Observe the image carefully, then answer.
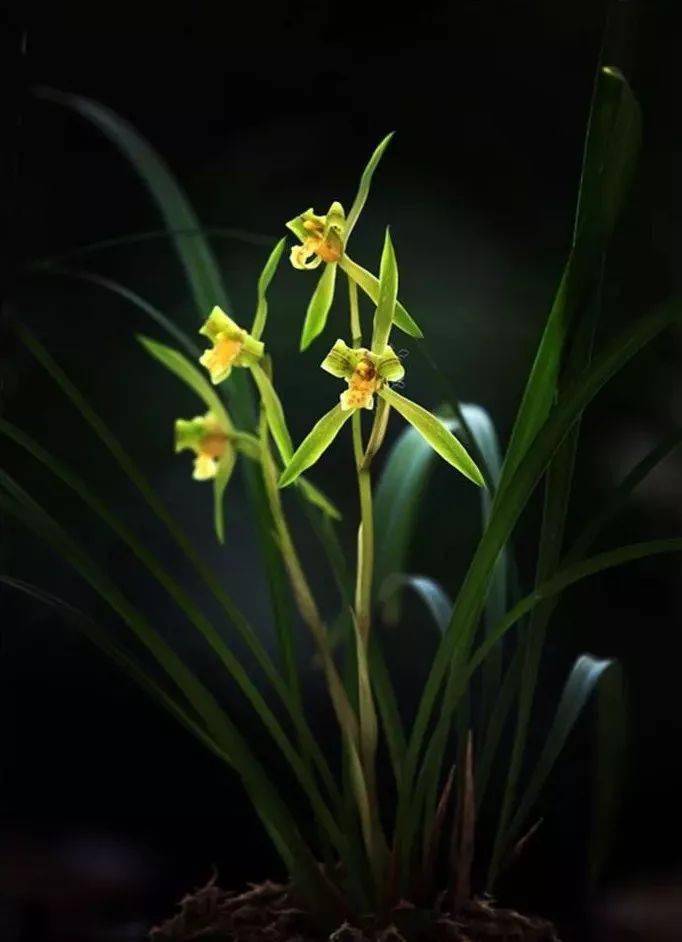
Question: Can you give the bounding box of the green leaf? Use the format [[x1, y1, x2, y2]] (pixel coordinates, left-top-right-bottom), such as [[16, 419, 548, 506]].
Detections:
[[138, 334, 233, 431], [279, 405, 353, 488], [378, 574, 452, 633], [379, 387, 484, 486], [0, 575, 229, 761], [0, 419, 343, 841], [35, 88, 293, 691], [213, 446, 237, 544], [300, 262, 338, 351], [251, 238, 287, 341], [1, 504, 342, 913], [15, 327, 342, 818], [490, 65, 641, 884], [590, 661, 627, 885], [458, 404, 508, 732], [38, 266, 200, 358], [297, 477, 342, 521], [372, 229, 398, 353], [499, 656, 619, 870], [345, 132, 394, 239], [36, 87, 230, 317], [498, 66, 640, 487], [339, 254, 423, 339], [250, 363, 294, 464], [28, 225, 275, 271], [374, 421, 444, 621], [393, 294, 682, 892]]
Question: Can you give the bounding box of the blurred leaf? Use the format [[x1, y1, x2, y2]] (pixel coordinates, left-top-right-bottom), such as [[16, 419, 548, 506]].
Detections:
[[0, 472, 350, 903], [0, 575, 228, 760], [279, 405, 353, 487], [490, 65, 641, 885], [345, 132, 394, 239], [372, 230, 398, 352], [498, 66, 641, 488], [29, 225, 275, 271], [250, 363, 294, 464], [213, 446, 237, 544], [396, 287, 682, 886], [34, 87, 295, 686], [452, 732, 475, 908], [375, 420, 441, 619], [589, 661, 627, 885], [138, 335, 233, 430], [38, 266, 199, 357], [0, 419, 342, 833], [379, 574, 452, 633], [297, 478, 341, 521], [300, 262, 338, 351], [379, 388, 484, 485], [499, 656, 619, 871], [251, 237, 287, 341], [36, 87, 230, 317], [339, 254, 423, 338]]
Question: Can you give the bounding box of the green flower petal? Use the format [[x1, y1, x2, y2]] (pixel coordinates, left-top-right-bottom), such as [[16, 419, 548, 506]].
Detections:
[[279, 404, 353, 488], [321, 339, 359, 379], [300, 262, 338, 351], [379, 387, 484, 486]]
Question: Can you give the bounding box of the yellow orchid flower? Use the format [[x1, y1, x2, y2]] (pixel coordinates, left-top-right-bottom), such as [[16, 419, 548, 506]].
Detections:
[[174, 412, 233, 481], [287, 202, 346, 271], [321, 339, 405, 412], [198, 306, 264, 384]]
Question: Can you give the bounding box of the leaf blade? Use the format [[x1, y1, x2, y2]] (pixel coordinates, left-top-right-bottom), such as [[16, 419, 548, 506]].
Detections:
[[379, 387, 484, 486], [279, 404, 353, 488], [300, 262, 338, 351]]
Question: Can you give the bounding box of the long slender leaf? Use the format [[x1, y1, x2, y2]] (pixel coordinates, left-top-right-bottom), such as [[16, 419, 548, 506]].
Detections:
[[379, 574, 452, 634], [0, 483, 341, 908], [0, 576, 226, 760], [372, 229, 398, 353], [496, 656, 619, 874], [379, 388, 483, 485], [339, 254, 423, 339], [394, 293, 682, 890], [28, 225, 275, 271], [590, 661, 627, 884], [138, 335, 233, 429], [251, 238, 286, 341], [36, 87, 230, 317], [497, 66, 641, 487], [345, 133, 394, 239], [15, 326, 344, 814], [300, 262, 338, 351], [0, 422, 345, 851], [36, 266, 200, 357], [35, 86, 295, 711], [250, 363, 294, 464], [279, 405, 353, 487], [491, 63, 641, 883]]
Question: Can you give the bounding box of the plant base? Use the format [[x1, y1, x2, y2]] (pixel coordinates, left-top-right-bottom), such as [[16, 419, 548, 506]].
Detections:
[[150, 877, 561, 942]]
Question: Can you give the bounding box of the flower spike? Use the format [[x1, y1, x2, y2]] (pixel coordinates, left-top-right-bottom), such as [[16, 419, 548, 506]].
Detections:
[[199, 306, 264, 384]]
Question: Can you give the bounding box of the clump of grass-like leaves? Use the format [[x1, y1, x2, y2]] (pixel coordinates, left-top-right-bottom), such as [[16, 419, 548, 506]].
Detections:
[[3, 55, 681, 935]]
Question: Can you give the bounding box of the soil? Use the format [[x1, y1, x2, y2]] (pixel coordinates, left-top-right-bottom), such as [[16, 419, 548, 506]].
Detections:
[[150, 877, 561, 942]]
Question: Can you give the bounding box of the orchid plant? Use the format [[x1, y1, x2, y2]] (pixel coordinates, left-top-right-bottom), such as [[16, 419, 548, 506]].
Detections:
[[4, 61, 682, 932]]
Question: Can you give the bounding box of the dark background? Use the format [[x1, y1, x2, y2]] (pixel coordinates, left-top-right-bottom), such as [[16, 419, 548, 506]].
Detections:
[[1, 2, 681, 940]]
